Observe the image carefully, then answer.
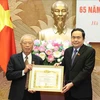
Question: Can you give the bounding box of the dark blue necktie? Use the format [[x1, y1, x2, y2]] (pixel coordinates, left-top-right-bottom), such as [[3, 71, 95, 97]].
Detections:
[[71, 49, 77, 66]]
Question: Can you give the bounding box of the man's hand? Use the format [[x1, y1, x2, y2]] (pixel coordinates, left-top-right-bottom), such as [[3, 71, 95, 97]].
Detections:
[[54, 63, 60, 67], [24, 64, 33, 74], [61, 82, 74, 93], [28, 89, 36, 93]]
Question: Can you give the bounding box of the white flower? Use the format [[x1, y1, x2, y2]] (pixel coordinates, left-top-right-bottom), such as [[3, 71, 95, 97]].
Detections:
[[57, 58, 61, 62], [41, 40, 46, 45], [63, 41, 70, 50], [39, 52, 46, 60], [53, 51, 62, 58], [46, 43, 54, 49]]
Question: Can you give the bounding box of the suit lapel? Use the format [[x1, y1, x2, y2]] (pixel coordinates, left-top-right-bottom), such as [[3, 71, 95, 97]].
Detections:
[[17, 52, 25, 69], [68, 47, 73, 69], [70, 44, 87, 70], [32, 54, 37, 64]]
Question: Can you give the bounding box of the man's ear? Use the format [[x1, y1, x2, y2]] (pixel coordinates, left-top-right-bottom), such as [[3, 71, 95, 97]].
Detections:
[[67, 12, 69, 16], [66, 12, 69, 19], [51, 12, 54, 18]]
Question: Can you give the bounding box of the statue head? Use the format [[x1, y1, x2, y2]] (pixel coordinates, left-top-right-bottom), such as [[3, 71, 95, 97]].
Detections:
[[51, 1, 68, 34]]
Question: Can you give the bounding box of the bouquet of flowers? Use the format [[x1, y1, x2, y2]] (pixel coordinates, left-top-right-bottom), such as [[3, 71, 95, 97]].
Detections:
[[33, 39, 71, 65]]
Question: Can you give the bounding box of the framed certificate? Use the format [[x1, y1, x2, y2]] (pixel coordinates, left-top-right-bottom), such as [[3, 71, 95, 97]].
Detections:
[[28, 65, 64, 92]]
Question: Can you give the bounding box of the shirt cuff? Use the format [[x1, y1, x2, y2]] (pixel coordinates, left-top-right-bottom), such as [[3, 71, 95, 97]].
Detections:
[[22, 70, 25, 76]]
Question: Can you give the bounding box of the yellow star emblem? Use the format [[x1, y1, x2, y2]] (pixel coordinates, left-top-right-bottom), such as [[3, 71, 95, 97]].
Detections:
[[0, 4, 13, 31]]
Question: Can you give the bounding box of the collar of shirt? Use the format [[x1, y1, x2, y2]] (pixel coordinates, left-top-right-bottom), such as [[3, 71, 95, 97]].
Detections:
[[52, 25, 67, 34], [72, 47, 80, 58], [22, 53, 32, 64], [73, 48, 80, 52]]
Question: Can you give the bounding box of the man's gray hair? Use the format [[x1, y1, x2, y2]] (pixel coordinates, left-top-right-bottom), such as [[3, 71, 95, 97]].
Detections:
[[20, 34, 36, 43]]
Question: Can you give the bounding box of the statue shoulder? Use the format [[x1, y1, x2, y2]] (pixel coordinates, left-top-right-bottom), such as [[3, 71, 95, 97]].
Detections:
[[39, 27, 54, 40], [67, 28, 73, 32], [39, 27, 53, 34]]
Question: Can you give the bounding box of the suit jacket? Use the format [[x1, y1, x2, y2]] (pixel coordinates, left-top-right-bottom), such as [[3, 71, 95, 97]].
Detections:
[[6, 52, 43, 100], [62, 44, 95, 98]]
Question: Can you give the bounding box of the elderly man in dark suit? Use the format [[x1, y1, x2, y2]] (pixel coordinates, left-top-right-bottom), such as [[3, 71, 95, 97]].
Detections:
[[6, 34, 43, 100], [60, 28, 95, 100]]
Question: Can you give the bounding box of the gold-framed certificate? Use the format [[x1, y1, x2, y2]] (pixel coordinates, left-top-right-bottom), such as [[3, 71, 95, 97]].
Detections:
[[28, 65, 64, 92]]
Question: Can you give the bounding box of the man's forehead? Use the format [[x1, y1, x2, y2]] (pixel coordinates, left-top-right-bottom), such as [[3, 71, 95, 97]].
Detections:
[[72, 31, 83, 36], [22, 38, 33, 41]]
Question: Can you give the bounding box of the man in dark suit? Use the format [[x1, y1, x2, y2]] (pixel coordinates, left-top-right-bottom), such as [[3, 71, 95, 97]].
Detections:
[[61, 28, 95, 100], [6, 34, 43, 100]]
